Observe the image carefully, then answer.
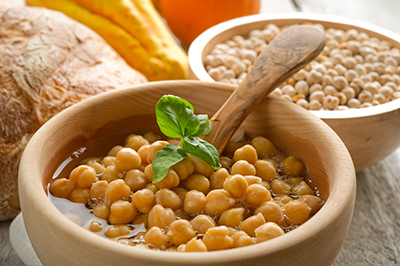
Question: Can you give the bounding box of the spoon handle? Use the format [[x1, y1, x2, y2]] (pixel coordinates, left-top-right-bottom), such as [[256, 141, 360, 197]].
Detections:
[[204, 25, 327, 154]]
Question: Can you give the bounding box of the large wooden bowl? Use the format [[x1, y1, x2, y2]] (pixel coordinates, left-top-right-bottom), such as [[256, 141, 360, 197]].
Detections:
[[188, 13, 400, 172], [19, 80, 356, 266]]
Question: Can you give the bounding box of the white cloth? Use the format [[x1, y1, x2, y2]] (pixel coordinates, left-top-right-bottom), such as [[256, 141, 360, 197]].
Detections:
[[9, 213, 42, 266]]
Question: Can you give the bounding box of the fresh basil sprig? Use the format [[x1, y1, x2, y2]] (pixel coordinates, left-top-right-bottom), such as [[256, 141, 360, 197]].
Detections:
[[152, 95, 221, 183]]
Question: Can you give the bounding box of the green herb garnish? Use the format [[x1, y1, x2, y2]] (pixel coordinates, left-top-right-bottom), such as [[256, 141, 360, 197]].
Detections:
[[152, 95, 221, 183]]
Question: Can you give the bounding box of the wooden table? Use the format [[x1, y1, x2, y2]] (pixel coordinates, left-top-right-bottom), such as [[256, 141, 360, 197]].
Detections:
[[1, 0, 400, 265]]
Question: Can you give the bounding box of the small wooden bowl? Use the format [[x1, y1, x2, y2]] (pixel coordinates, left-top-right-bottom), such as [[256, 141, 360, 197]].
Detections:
[[188, 13, 400, 172], [19, 80, 355, 266]]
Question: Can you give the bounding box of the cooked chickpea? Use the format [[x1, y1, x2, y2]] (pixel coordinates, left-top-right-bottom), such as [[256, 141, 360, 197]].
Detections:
[[223, 174, 248, 198], [300, 195, 323, 215], [137, 144, 150, 165], [124, 169, 147, 192], [69, 188, 89, 204], [244, 184, 271, 206], [125, 134, 149, 151], [89, 180, 108, 202], [284, 200, 312, 224], [190, 215, 216, 234], [230, 160, 256, 176], [156, 168, 180, 189], [281, 155, 305, 176], [189, 154, 214, 177], [132, 188, 155, 214], [185, 173, 210, 194], [85, 160, 105, 175], [270, 179, 291, 195], [185, 237, 208, 252], [88, 220, 103, 232], [292, 181, 315, 195], [101, 165, 121, 183], [49, 178, 75, 198], [255, 201, 284, 223], [233, 144, 258, 164], [109, 200, 137, 225], [92, 202, 110, 220], [143, 226, 168, 248], [219, 207, 245, 227], [244, 175, 262, 185], [274, 195, 293, 206], [172, 187, 188, 202], [115, 148, 141, 172], [171, 158, 194, 180], [254, 159, 276, 181], [184, 190, 206, 215], [254, 222, 285, 243], [202, 226, 233, 251], [166, 220, 195, 246], [239, 213, 266, 237], [105, 179, 131, 204], [148, 204, 176, 230], [69, 165, 96, 188], [231, 230, 254, 248], [205, 189, 236, 215], [105, 225, 131, 238], [146, 140, 169, 163], [155, 188, 181, 209], [210, 168, 229, 189]]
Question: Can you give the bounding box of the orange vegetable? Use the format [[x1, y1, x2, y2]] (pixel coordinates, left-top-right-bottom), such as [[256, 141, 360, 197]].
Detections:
[[160, 0, 261, 48]]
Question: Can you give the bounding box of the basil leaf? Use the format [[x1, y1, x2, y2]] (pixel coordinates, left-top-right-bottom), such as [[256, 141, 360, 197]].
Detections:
[[197, 114, 211, 136], [183, 136, 221, 170], [156, 95, 195, 138], [183, 115, 200, 137], [152, 144, 187, 183]]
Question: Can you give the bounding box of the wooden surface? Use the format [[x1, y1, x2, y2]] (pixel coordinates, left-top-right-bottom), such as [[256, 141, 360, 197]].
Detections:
[[1, 0, 400, 265]]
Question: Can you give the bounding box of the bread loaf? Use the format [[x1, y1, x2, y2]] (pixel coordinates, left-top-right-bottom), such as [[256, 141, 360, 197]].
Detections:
[[0, 2, 147, 220]]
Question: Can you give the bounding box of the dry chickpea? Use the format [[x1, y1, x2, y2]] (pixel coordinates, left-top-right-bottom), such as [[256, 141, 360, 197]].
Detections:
[[309, 100, 322, 110], [244, 184, 271, 206], [284, 200, 312, 224], [223, 174, 248, 198], [190, 214, 216, 234], [171, 158, 194, 180], [92, 202, 110, 220], [254, 222, 285, 243], [125, 134, 149, 151], [185, 173, 210, 194], [300, 195, 323, 215], [105, 224, 131, 238], [132, 188, 155, 214], [69, 165, 96, 188], [183, 190, 206, 215], [219, 207, 245, 228], [205, 189, 235, 215], [166, 220, 196, 246], [254, 159, 276, 181], [185, 237, 208, 252], [148, 204, 176, 230], [105, 179, 131, 204], [189, 154, 214, 177], [49, 178, 75, 198], [109, 200, 137, 225], [281, 155, 305, 176], [69, 187, 89, 204], [255, 201, 284, 223], [89, 180, 108, 202], [124, 169, 147, 192], [101, 165, 121, 183], [239, 213, 266, 237], [202, 226, 233, 251], [155, 188, 181, 209], [143, 226, 168, 248], [233, 144, 258, 164], [210, 168, 229, 189], [230, 160, 256, 176]]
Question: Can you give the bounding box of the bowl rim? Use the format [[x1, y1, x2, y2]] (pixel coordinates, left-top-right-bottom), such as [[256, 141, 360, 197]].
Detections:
[[188, 12, 400, 120], [19, 80, 356, 264]]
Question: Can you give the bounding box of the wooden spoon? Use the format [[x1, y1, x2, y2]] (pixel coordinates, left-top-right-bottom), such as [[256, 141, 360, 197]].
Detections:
[[204, 25, 327, 154]]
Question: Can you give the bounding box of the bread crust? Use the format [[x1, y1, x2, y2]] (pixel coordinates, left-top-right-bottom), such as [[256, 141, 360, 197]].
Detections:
[[0, 2, 147, 220]]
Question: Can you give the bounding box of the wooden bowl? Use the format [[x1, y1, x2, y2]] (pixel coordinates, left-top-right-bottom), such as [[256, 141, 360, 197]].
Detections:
[[188, 13, 400, 172], [19, 80, 356, 266]]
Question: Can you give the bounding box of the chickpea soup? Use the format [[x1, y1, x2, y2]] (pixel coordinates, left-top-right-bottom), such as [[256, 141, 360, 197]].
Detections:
[[49, 131, 324, 252]]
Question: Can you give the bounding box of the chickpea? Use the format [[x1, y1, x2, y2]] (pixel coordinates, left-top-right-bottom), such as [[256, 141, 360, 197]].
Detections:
[[205, 189, 235, 215], [50, 178, 75, 198], [281, 155, 305, 176], [69, 165, 96, 188], [101, 165, 121, 183], [156, 168, 180, 189], [239, 213, 266, 237], [109, 200, 137, 225], [254, 222, 285, 243], [125, 134, 149, 151], [245, 184, 271, 206], [223, 174, 248, 198], [172, 187, 188, 202], [85, 160, 105, 175], [115, 148, 141, 172], [300, 195, 323, 215], [105, 179, 131, 204], [210, 168, 229, 189], [255, 201, 284, 223], [124, 169, 147, 192], [309, 91, 325, 103], [148, 204, 176, 230], [89, 180, 108, 202], [155, 188, 181, 209], [107, 145, 124, 157], [309, 100, 322, 110], [185, 237, 208, 252], [183, 190, 206, 215], [254, 159, 276, 181], [190, 214, 216, 234], [185, 173, 210, 194], [137, 144, 150, 165], [147, 140, 169, 163], [270, 179, 291, 195], [323, 95, 340, 110], [274, 195, 293, 206], [171, 158, 194, 180], [219, 207, 245, 228], [251, 136, 276, 158], [284, 200, 312, 224], [202, 226, 233, 251], [166, 220, 195, 246], [143, 226, 168, 248], [105, 225, 131, 238], [244, 175, 262, 185], [230, 160, 256, 176], [133, 214, 148, 227], [69, 187, 89, 204], [93, 202, 110, 220], [231, 230, 254, 248], [189, 154, 214, 177], [88, 220, 103, 233], [292, 181, 315, 196], [233, 144, 258, 164], [132, 188, 155, 214]]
